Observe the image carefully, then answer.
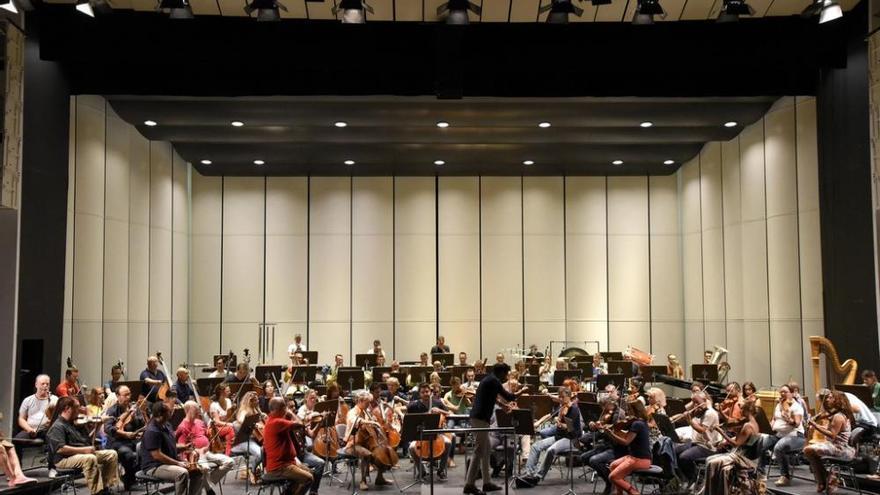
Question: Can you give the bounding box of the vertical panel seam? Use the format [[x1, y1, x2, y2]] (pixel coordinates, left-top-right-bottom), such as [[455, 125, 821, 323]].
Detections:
[[794, 103, 806, 385], [479, 176, 483, 359], [350, 176, 353, 363], [170, 147, 174, 364], [699, 154, 707, 360], [219, 176, 224, 353], [71, 97, 77, 364], [392, 177, 396, 360], [263, 177, 267, 339], [521, 176, 525, 350], [147, 142, 152, 355], [306, 176, 310, 347], [647, 176, 653, 353], [720, 146, 729, 353], [435, 176, 440, 340], [605, 176, 609, 350], [763, 116, 773, 385], [101, 100, 107, 380], [563, 177, 568, 343]]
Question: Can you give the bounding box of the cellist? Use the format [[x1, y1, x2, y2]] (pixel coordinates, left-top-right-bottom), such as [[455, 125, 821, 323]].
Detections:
[[406, 383, 451, 480], [342, 391, 391, 491]]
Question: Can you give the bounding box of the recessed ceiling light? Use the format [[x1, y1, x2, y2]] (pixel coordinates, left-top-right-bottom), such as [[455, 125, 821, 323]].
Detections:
[[434, 160, 445, 166], [523, 160, 535, 166], [663, 159, 675, 165], [231, 121, 244, 127], [334, 121, 348, 128], [144, 120, 157, 127], [253, 159, 265, 165], [344, 160, 355, 166], [640, 121, 653, 128], [612, 160, 624, 166], [436, 121, 450, 128], [200, 159, 212, 165], [724, 121, 738, 128], [538, 122, 552, 128]]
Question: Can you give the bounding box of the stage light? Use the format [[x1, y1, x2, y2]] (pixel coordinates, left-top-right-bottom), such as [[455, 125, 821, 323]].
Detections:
[[159, 0, 193, 18], [254, 159, 265, 165], [664, 159, 675, 165], [144, 120, 158, 126], [201, 159, 212, 165], [540, 0, 584, 23], [438, 0, 481, 24], [632, 0, 665, 24], [523, 160, 535, 165], [344, 160, 355, 165], [244, 0, 287, 21], [76, 0, 95, 16], [434, 160, 445, 166], [716, 0, 754, 22], [640, 121, 653, 128], [0, 0, 17, 14], [612, 160, 624, 165], [724, 121, 738, 128], [538, 122, 551, 128], [436, 121, 450, 128], [334, 121, 348, 128], [333, 0, 373, 22], [231, 121, 245, 127], [802, 0, 842, 23]]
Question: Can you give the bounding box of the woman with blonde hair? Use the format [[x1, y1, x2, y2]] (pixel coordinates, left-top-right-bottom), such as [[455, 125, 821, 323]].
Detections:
[[231, 391, 265, 482]]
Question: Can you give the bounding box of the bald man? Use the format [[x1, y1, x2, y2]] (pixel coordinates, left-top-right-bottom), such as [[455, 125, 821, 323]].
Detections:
[[140, 356, 167, 404], [104, 385, 147, 490]]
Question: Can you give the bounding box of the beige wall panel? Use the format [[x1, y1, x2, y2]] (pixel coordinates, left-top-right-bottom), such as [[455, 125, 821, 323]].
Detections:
[[679, 0, 713, 19], [188, 323, 220, 367], [148, 321, 172, 364], [724, 320, 745, 384], [310, 178, 351, 236], [394, 0, 422, 20], [192, 175, 223, 236], [703, 321, 726, 354], [594, 0, 626, 21], [172, 230, 189, 369], [71, 322, 102, 386], [740, 122, 766, 222], [565, 177, 607, 330], [770, 320, 803, 386], [651, 321, 685, 368], [105, 118, 130, 224], [72, 213, 104, 321], [223, 177, 265, 236], [482, 322, 522, 361], [650, 235, 683, 323], [764, 106, 798, 218], [309, 234, 351, 323], [149, 228, 172, 355], [439, 322, 480, 364], [700, 143, 723, 230], [128, 221, 150, 322], [680, 157, 703, 360], [353, 178, 393, 327], [64, 98, 75, 328], [102, 322, 127, 381], [394, 178, 436, 339], [566, 321, 607, 354], [607, 177, 648, 235], [352, 323, 393, 363], [796, 98, 824, 326], [396, 322, 436, 363], [565, 177, 606, 235], [150, 143, 173, 230], [509, 0, 540, 20], [684, 321, 705, 373], [266, 178, 308, 236], [607, 235, 650, 322], [741, 220, 769, 319], [609, 322, 650, 354], [798, 212, 823, 320], [103, 219, 130, 322], [744, 320, 771, 387], [702, 230, 726, 321], [74, 100, 105, 218], [649, 175, 680, 236], [796, 98, 820, 213], [481, 0, 510, 20], [127, 322, 148, 373], [767, 215, 801, 319], [221, 234, 264, 322], [221, 323, 257, 360], [481, 232, 522, 322], [523, 177, 564, 346], [482, 177, 521, 234], [722, 138, 743, 321], [682, 232, 704, 321], [525, 322, 565, 351], [190, 235, 222, 325], [700, 145, 726, 324], [173, 156, 189, 234]]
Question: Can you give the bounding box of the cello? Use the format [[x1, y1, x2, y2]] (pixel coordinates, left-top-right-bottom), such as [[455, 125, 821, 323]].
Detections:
[[413, 410, 447, 460], [354, 418, 399, 470]]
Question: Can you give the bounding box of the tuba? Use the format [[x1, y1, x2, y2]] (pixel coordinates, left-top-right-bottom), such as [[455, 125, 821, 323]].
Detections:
[[709, 345, 730, 382], [623, 346, 654, 367]]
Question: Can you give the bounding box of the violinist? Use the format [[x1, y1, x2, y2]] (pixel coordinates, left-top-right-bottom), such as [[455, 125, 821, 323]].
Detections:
[[704, 402, 762, 495], [522, 387, 583, 484], [262, 398, 315, 495], [442, 377, 473, 416], [804, 390, 856, 493], [406, 383, 451, 480], [758, 385, 805, 487], [138, 402, 205, 495], [16, 374, 57, 441], [104, 385, 147, 490], [718, 382, 744, 427], [674, 391, 721, 489], [173, 368, 197, 404], [582, 399, 619, 495], [207, 384, 235, 457], [645, 387, 667, 416], [742, 381, 761, 410], [225, 363, 253, 385], [175, 401, 235, 495], [208, 358, 230, 379], [259, 380, 276, 413], [56, 365, 81, 399], [104, 364, 123, 396], [458, 352, 469, 366], [296, 390, 320, 430], [599, 400, 652, 495], [231, 392, 265, 482], [140, 356, 167, 404], [343, 391, 391, 490]]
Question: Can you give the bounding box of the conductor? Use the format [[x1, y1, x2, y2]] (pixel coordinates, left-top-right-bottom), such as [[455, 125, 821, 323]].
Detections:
[[463, 363, 527, 495]]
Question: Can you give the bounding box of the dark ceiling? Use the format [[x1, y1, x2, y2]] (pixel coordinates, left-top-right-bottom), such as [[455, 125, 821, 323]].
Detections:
[[109, 95, 776, 176]]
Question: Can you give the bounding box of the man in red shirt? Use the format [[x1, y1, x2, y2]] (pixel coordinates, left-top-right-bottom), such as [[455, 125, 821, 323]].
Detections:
[[56, 366, 81, 400], [263, 398, 313, 495]]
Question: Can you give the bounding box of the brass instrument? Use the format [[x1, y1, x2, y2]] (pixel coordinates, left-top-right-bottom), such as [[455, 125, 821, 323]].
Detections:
[[558, 347, 590, 363], [666, 354, 684, 380], [708, 345, 730, 383], [623, 346, 654, 367], [810, 336, 858, 393]]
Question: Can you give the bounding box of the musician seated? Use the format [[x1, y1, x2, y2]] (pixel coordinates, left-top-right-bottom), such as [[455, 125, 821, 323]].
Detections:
[[225, 363, 253, 384], [173, 368, 197, 404], [342, 391, 391, 490], [259, 380, 275, 413], [104, 385, 146, 490], [757, 384, 805, 487], [787, 381, 811, 422], [555, 358, 568, 372], [175, 401, 235, 495], [704, 401, 762, 494], [601, 400, 653, 495], [375, 354, 387, 367], [430, 336, 450, 355], [104, 364, 123, 396], [419, 352, 430, 367], [288, 333, 308, 355], [645, 387, 667, 416], [841, 388, 878, 444], [462, 369, 478, 390], [473, 360, 487, 376], [406, 383, 452, 480], [230, 392, 264, 482], [0, 435, 36, 487], [522, 387, 583, 483], [458, 352, 469, 366], [432, 361, 443, 373], [56, 366, 81, 398], [673, 391, 721, 488], [17, 374, 57, 441], [803, 390, 857, 493], [326, 354, 345, 385], [164, 390, 182, 410], [742, 381, 761, 410], [514, 360, 527, 377], [442, 377, 472, 416], [46, 397, 120, 495], [592, 353, 607, 381], [718, 382, 744, 427], [139, 402, 205, 495], [262, 398, 315, 495], [140, 356, 168, 404], [580, 398, 620, 495], [495, 353, 505, 364], [208, 358, 230, 379], [862, 370, 880, 414]]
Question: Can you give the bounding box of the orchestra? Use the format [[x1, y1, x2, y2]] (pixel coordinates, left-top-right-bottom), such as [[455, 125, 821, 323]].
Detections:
[[10, 335, 878, 495]]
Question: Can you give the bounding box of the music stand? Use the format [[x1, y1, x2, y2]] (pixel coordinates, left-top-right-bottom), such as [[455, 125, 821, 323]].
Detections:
[[390, 372, 408, 386], [195, 378, 224, 398], [313, 399, 342, 483], [399, 413, 442, 491], [691, 364, 719, 383], [287, 366, 318, 384], [576, 392, 597, 404], [607, 360, 634, 378], [577, 401, 604, 423], [603, 352, 623, 361], [372, 366, 392, 379], [437, 372, 452, 386], [355, 354, 378, 369], [522, 375, 540, 389], [255, 365, 285, 383], [450, 366, 471, 381], [233, 413, 261, 492], [517, 395, 554, 420], [116, 380, 144, 398], [300, 351, 318, 365], [526, 363, 541, 376], [337, 370, 365, 394], [596, 374, 625, 392], [834, 384, 873, 407], [407, 367, 433, 385], [431, 353, 454, 367], [496, 408, 534, 487], [639, 365, 668, 383], [169, 408, 186, 429], [553, 370, 583, 386], [572, 362, 595, 379]]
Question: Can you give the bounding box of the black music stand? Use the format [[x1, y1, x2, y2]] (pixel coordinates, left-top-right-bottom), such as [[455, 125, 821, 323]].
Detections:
[[603, 352, 623, 361], [691, 364, 719, 383], [372, 366, 392, 379], [522, 375, 540, 389], [234, 413, 261, 492], [312, 399, 342, 483], [431, 353, 454, 367], [576, 392, 597, 403], [596, 374, 625, 392], [496, 408, 534, 487], [355, 354, 377, 369], [228, 382, 257, 400], [553, 370, 583, 386], [572, 362, 595, 379], [400, 413, 442, 491], [408, 367, 434, 386], [390, 372, 408, 386], [517, 395, 554, 421], [607, 360, 634, 378], [287, 366, 318, 384], [169, 408, 186, 429], [255, 365, 284, 383], [116, 380, 143, 398], [577, 401, 604, 423], [436, 372, 452, 387], [835, 383, 873, 406], [526, 363, 541, 376], [338, 370, 365, 394], [300, 351, 318, 365], [450, 366, 471, 380], [639, 365, 668, 383], [195, 377, 225, 398]]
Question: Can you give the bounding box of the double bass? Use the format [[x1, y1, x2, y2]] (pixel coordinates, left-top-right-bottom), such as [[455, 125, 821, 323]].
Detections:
[[354, 419, 398, 470]]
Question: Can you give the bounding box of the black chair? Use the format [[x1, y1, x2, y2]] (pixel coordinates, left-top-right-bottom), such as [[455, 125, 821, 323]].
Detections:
[[53, 467, 83, 495], [135, 470, 171, 495], [821, 456, 862, 494]]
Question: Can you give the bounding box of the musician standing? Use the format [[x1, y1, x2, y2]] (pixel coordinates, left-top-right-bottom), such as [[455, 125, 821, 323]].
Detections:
[[262, 398, 314, 495], [55, 365, 81, 398], [139, 402, 205, 495], [464, 363, 524, 495], [430, 336, 450, 355], [140, 356, 167, 404], [104, 385, 146, 490], [173, 368, 197, 404], [46, 397, 120, 495], [287, 334, 308, 354]]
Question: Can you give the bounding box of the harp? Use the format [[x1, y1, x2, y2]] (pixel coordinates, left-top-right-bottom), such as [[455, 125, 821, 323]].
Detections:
[[810, 336, 858, 392]]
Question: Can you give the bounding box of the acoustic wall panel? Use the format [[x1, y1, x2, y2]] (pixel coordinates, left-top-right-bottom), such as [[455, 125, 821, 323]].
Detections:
[[221, 177, 265, 359], [148, 142, 173, 360], [352, 178, 393, 360], [171, 152, 189, 370], [128, 130, 151, 370], [394, 177, 436, 361], [699, 143, 727, 351], [189, 173, 222, 364], [607, 177, 650, 351], [309, 178, 352, 363], [438, 177, 481, 362], [523, 177, 565, 351], [680, 159, 705, 368], [265, 178, 308, 364], [564, 177, 607, 353], [62, 98, 75, 363], [649, 175, 684, 361], [721, 137, 744, 382], [480, 177, 523, 360]]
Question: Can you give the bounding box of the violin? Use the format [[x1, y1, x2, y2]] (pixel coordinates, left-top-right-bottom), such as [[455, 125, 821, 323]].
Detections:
[[115, 396, 147, 432], [670, 402, 708, 423]]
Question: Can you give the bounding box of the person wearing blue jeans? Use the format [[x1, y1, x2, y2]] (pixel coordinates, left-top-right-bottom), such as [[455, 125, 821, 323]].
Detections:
[[757, 385, 805, 487], [523, 388, 583, 482]]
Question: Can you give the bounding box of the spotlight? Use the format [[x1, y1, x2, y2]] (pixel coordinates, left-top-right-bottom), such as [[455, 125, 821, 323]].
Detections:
[[254, 160, 265, 165], [75, 0, 95, 16], [724, 121, 738, 128], [231, 121, 245, 127], [523, 160, 535, 165], [434, 160, 445, 166], [640, 121, 653, 128], [344, 160, 355, 165], [201, 159, 212, 165], [538, 122, 551, 128], [802, 0, 842, 23], [244, 0, 287, 21], [436, 121, 450, 128], [716, 0, 754, 22], [632, 0, 665, 24], [0, 0, 17, 14], [159, 0, 193, 18], [539, 0, 583, 23], [334, 121, 348, 128], [332, 0, 373, 22], [664, 159, 675, 165], [144, 120, 158, 127], [437, 0, 481, 24], [612, 160, 624, 165]]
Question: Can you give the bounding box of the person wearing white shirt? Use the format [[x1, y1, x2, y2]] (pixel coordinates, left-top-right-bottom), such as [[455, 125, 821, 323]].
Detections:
[[366, 340, 386, 358], [674, 392, 721, 487], [759, 385, 805, 486], [843, 390, 878, 444], [287, 334, 307, 355], [207, 357, 231, 379], [16, 374, 57, 440]]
